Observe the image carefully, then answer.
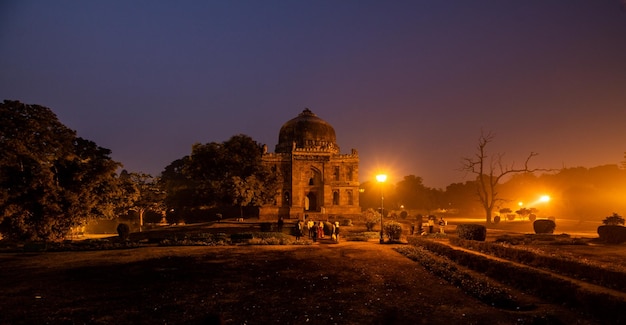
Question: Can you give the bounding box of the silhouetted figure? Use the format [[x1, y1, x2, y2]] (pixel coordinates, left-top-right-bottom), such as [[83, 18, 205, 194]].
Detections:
[[277, 216, 284, 232], [295, 220, 303, 240], [417, 218, 423, 235]]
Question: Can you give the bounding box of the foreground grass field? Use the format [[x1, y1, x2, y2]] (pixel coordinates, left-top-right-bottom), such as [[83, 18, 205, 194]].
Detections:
[[0, 218, 623, 324], [0, 242, 603, 324]]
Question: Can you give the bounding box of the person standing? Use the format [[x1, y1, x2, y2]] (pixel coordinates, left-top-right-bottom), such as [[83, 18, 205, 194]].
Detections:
[[417, 217, 424, 235], [277, 216, 284, 232], [318, 221, 324, 239], [334, 222, 340, 242], [307, 220, 314, 238], [439, 218, 447, 234], [295, 220, 303, 240]]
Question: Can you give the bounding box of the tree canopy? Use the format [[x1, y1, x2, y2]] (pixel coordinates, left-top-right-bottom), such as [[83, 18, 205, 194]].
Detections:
[[0, 100, 123, 241], [160, 134, 280, 219]]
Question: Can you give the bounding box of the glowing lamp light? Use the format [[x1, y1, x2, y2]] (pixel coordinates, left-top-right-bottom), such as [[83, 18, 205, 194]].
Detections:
[[539, 195, 550, 203]]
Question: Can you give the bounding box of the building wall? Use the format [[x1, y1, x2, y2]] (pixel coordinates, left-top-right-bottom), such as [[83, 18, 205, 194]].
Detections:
[[260, 149, 360, 221]]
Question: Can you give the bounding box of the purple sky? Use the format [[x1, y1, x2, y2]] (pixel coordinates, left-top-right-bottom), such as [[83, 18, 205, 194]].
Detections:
[[2, 1, 626, 188]]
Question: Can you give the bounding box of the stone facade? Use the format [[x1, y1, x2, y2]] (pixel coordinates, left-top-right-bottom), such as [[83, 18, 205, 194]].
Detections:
[[259, 109, 361, 221]]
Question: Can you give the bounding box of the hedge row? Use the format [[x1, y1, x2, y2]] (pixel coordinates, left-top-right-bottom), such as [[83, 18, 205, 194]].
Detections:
[[408, 237, 626, 323], [448, 236, 626, 292]]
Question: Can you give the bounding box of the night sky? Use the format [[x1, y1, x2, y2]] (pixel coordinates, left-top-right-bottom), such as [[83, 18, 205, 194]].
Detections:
[[2, 1, 626, 188]]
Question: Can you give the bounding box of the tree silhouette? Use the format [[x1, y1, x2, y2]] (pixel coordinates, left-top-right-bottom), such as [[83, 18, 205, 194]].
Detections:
[[461, 131, 545, 224]]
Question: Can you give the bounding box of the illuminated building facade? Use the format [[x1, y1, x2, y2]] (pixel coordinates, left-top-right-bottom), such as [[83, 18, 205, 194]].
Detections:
[[260, 109, 360, 221]]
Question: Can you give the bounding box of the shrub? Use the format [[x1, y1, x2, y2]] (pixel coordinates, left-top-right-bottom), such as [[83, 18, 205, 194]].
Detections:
[[323, 221, 334, 236], [384, 221, 403, 241], [230, 233, 253, 243], [400, 211, 408, 219], [260, 222, 272, 232], [456, 224, 486, 241], [340, 219, 352, 226], [493, 215, 500, 224], [597, 225, 626, 244], [533, 219, 556, 234], [363, 208, 380, 232], [116, 223, 130, 241]]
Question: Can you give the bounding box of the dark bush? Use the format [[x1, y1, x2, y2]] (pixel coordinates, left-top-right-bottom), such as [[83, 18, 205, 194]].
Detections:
[[493, 215, 501, 224], [340, 219, 352, 226], [116, 223, 130, 241], [230, 233, 253, 243], [533, 219, 556, 234], [597, 225, 626, 244], [323, 222, 334, 236], [456, 224, 486, 241], [400, 211, 408, 219], [260, 222, 272, 232], [529, 214, 537, 222]]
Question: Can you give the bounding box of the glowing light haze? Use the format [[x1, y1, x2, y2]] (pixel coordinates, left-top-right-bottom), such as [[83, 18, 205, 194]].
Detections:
[[2, 1, 626, 188]]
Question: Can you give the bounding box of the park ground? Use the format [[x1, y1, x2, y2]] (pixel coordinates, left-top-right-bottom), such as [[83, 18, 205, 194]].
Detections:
[[0, 217, 623, 324]]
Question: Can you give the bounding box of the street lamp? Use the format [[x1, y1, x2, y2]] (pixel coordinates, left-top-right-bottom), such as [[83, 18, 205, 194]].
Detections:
[[376, 174, 387, 244]]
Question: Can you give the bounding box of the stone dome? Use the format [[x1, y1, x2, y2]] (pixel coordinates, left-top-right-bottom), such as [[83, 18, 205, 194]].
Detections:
[[275, 108, 339, 153]]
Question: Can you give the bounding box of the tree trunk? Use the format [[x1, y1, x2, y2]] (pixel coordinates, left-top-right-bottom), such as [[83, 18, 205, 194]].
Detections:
[[139, 209, 145, 232]]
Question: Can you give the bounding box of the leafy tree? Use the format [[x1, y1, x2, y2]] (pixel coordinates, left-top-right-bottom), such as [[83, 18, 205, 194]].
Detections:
[[443, 181, 483, 216], [602, 213, 625, 226], [160, 134, 280, 219], [515, 207, 538, 220], [229, 176, 262, 219], [0, 100, 122, 241], [394, 175, 446, 214], [461, 131, 545, 223], [119, 171, 165, 231], [159, 157, 195, 210]]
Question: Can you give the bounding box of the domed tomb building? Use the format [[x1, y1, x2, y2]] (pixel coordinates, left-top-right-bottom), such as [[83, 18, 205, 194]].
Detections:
[[260, 108, 360, 221]]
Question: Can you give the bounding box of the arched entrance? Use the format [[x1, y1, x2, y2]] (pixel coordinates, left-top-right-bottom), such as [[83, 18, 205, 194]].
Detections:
[[306, 192, 318, 211]]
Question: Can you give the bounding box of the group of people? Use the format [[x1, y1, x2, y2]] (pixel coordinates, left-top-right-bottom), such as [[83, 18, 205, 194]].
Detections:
[[410, 216, 447, 235], [293, 219, 340, 242]]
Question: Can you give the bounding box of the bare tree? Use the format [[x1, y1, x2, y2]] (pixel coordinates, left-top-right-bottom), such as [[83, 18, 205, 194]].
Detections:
[[461, 131, 544, 224]]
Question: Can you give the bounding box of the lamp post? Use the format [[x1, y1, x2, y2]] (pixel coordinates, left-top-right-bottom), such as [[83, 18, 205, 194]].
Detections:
[[376, 174, 387, 244]]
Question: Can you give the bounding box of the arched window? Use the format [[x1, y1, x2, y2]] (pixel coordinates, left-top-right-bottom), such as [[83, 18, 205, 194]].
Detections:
[[347, 190, 353, 205], [333, 190, 340, 205]]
